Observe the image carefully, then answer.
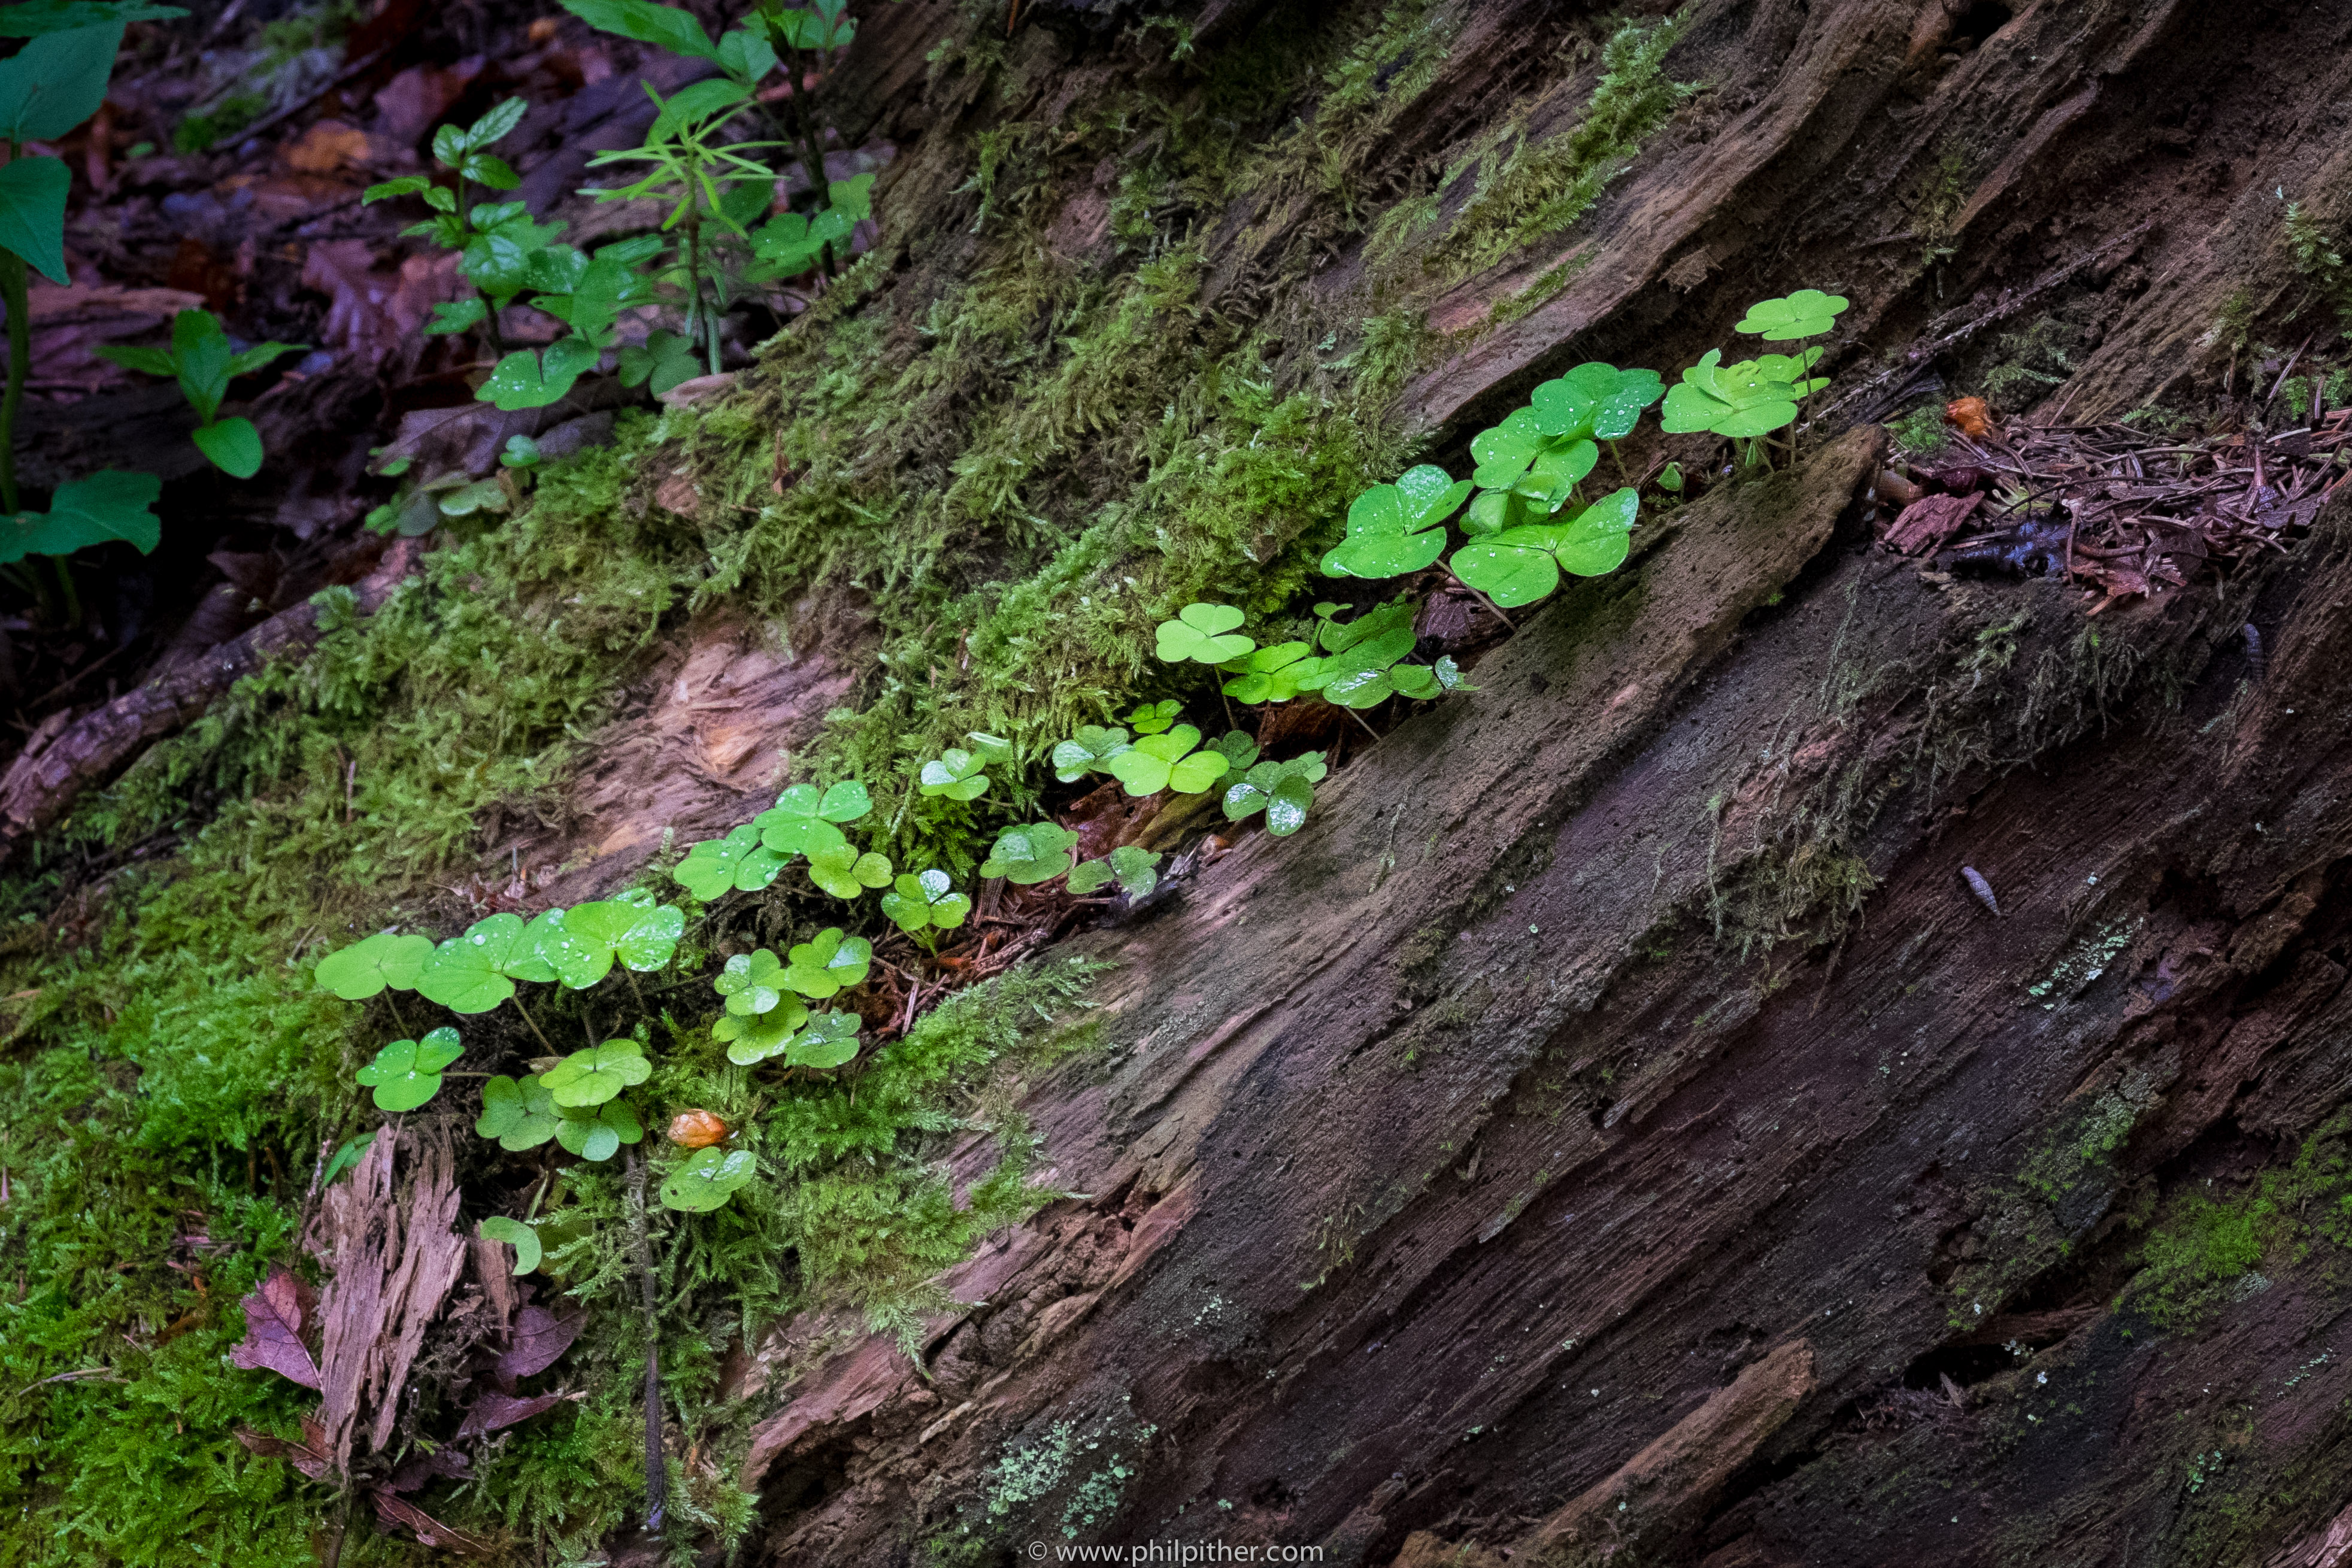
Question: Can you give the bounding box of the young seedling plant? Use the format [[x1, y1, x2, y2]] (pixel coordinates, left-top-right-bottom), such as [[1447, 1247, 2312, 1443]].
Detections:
[[0, 11, 183, 608]]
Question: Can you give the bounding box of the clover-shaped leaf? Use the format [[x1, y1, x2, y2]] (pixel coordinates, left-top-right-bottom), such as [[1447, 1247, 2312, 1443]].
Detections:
[[1753, 344, 1829, 396], [1154, 603, 1254, 665], [1105, 724, 1229, 797], [534, 899, 684, 988], [716, 997, 810, 1065], [1052, 725, 1132, 782], [478, 1217, 541, 1275], [965, 731, 1016, 765], [1659, 350, 1801, 439], [1315, 599, 1417, 654], [1297, 612, 1418, 708], [807, 844, 893, 900], [1323, 464, 1472, 579], [980, 821, 1081, 884], [1208, 731, 1260, 773], [1221, 641, 1315, 704], [1071, 845, 1165, 897], [756, 780, 871, 857], [1125, 700, 1181, 736], [1532, 362, 1666, 443], [354, 1027, 463, 1112], [783, 928, 871, 999], [1450, 486, 1640, 608], [918, 748, 989, 801], [1735, 289, 1850, 341], [674, 824, 789, 899], [1390, 654, 1475, 700], [1469, 408, 1599, 495], [477, 1073, 562, 1150], [554, 1096, 643, 1161], [1224, 753, 1329, 836], [417, 914, 542, 1013], [316, 932, 434, 1000], [881, 868, 971, 933], [542, 1039, 650, 1108], [659, 1146, 757, 1213], [716, 948, 787, 1016], [784, 1011, 862, 1070]]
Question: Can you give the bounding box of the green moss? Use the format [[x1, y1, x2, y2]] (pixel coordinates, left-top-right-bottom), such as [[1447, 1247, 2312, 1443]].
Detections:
[[2286, 200, 2352, 338], [1429, 16, 1696, 282], [1889, 404, 1950, 456]]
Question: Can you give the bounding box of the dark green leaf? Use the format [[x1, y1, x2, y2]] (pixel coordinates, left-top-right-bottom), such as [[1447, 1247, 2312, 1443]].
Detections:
[[0, 20, 123, 141], [0, 4, 184, 38], [192, 417, 263, 478], [0, 155, 69, 283], [560, 0, 719, 58], [658, 1146, 756, 1212]]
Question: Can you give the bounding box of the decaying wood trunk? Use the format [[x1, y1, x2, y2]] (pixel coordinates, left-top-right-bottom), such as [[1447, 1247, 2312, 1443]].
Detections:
[[675, 2, 2352, 1564]]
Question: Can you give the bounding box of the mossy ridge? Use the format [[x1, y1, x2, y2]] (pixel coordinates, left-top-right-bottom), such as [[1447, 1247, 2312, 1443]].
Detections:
[[1378, 14, 1698, 288]]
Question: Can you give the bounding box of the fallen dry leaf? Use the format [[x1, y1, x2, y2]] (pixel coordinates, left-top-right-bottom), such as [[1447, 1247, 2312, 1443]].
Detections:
[[495, 1303, 581, 1382], [373, 60, 483, 146], [235, 1415, 335, 1482], [302, 242, 459, 366], [1945, 396, 1994, 438], [371, 1490, 494, 1555], [283, 119, 372, 174], [229, 1266, 322, 1390], [454, 1387, 566, 1438]]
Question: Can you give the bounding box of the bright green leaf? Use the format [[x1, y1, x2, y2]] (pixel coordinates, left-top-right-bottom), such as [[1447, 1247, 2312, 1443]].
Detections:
[[659, 1146, 757, 1212], [315, 932, 434, 1000], [979, 821, 1080, 885], [1154, 602, 1254, 665], [478, 1216, 541, 1275], [542, 1039, 650, 1108]]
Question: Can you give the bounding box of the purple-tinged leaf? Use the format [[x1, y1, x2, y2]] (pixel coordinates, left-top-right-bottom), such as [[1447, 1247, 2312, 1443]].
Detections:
[[229, 1267, 321, 1389]]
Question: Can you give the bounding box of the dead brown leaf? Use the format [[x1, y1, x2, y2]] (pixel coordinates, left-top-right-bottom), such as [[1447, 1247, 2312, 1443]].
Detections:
[[301, 242, 460, 368], [370, 1490, 495, 1555], [454, 1387, 566, 1438], [495, 1303, 581, 1382], [372, 60, 484, 147], [283, 119, 374, 174], [234, 1415, 335, 1482], [228, 1265, 322, 1390]]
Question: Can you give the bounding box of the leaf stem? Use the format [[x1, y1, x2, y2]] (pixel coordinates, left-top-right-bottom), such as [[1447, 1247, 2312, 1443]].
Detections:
[[0, 245, 25, 516], [384, 991, 412, 1036], [508, 991, 554, 1053], [1346, 705, 1380, 740], [625, 968, 648, 1017], [1444, 566, 1514, 633]]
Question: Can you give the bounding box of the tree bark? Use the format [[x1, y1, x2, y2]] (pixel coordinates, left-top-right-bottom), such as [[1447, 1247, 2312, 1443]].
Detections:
[[705, 2, 2352, 1564]]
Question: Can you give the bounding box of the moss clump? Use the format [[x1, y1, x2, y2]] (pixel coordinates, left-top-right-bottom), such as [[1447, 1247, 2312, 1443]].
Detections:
[[1428, 16, 1696, 282]]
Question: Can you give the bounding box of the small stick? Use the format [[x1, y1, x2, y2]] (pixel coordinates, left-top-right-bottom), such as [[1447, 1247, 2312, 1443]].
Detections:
[[624, 1149, 668, 1532]]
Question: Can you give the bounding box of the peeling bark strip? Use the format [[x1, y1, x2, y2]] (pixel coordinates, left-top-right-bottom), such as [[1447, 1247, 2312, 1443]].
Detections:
[[311, 1123, 466, 1472], [0, 537, 422, 862]]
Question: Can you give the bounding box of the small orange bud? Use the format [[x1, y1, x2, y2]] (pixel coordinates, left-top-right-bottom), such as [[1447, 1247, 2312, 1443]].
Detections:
[[666, 1109, 729, 1150], [1944, 396, 1993, 438]]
